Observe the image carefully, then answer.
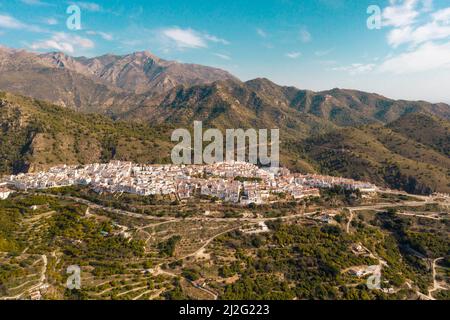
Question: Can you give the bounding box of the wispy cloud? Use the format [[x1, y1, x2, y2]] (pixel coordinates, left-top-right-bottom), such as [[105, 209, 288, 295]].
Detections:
[[44, 17, 58, 25], [333, 1, 450, 75], [161, 28, 207, 48], [29, 32, 94, 54], [159, 27, 229, 50], [20, 0, 51, 6], [315, 48, 334, 57], [379, 41, 450, 74], [256, 28, 267, 38], [299, 26, 312, 43], [387, 6, 450, 47], [86, 30, 113, 41], [204, 34, 230, 45], [331, 63, 376, 75], [0, 14, 26, 29], [214, 53, 231, 60], [286, 51, 301, 59], [71, 2, 101, 12], [382, 0, 422, 27], [375, 0, 450, 74], [0, 14, 44, 32]]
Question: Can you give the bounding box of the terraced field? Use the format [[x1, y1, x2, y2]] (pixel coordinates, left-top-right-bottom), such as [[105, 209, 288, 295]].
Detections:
[[0, 189, 448, 300]]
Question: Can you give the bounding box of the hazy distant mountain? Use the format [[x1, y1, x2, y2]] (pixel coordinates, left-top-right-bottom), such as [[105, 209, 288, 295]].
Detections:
[[124, 79, 336, 140], [73, 51, 239, 95], [126, 77, 450, 128], [0, 48, 149, 114], [1, 47, 449, 126], [246, 78, 450, 125], [0, 47, 237, 112]]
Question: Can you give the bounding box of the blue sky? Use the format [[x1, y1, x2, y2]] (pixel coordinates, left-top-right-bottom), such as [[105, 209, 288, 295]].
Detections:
[[1, 0, 450, 102]]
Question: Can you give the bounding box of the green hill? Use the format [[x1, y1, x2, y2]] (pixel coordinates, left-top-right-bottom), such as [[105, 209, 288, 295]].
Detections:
[[300, 120, 450, 194], [387, 113, 450, 157], [0, 92, 172, 174], [1, 91, 449, 195]]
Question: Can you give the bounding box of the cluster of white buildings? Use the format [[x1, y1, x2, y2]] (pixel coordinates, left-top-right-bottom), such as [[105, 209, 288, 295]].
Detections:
[[1, 161, 378, 204], [292, 174, 378, 193]]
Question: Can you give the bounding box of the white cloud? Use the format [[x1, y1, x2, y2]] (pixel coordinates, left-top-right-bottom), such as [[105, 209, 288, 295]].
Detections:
[[379, 41, 450, 74], [331, 63, 376, 75], [86, 30, 113, 41], [21, 0, 50, 6], [159, 27, 229, 50], [44, 17, 58, 25], [382, 0, 421, 27], [256, 28, 267, 38], [422, 0, 434, 12], [30, 32, 95, 54], [162, 28, 207, 48], [387, 6, 450, 47], [0, 14, 27, 29], [388, 23, 450, 47], [286, 52, 301, 59], [72, 2, 101, 12], [315, 48, 334, 56], [204, 34, 230, 45], [340, 2, 450, 77], [432, 7, 450, 22], [0, 14, 43, 32], [387, 26, 414, 47], [214, 53, 231, 60]]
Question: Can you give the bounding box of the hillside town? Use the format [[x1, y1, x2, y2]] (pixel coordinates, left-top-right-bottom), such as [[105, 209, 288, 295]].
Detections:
[[1, 161, 378, 204]]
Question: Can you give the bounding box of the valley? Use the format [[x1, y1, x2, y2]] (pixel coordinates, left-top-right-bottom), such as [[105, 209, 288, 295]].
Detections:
[[0, 46, 449, 301], [0, 182, 448, 300]]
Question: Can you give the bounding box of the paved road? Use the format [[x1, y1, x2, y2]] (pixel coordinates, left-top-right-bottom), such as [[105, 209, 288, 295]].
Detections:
[[7, 189, 447, 300], [38, 191, 448, 226]]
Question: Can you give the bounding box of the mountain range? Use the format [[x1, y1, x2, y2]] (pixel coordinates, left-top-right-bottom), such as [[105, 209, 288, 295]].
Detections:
[[0, 47, 237, 114], [0, 46, 449, 194]]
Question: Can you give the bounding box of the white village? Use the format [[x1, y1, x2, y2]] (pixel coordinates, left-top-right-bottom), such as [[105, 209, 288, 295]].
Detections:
[[0, 161, 379, 204]]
